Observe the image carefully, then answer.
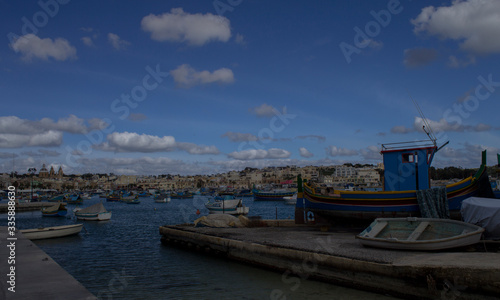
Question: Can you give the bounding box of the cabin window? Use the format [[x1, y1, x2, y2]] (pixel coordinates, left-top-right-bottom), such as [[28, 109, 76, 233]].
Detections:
[[402, 153, 415, 163], [427, 149, 433, 164]]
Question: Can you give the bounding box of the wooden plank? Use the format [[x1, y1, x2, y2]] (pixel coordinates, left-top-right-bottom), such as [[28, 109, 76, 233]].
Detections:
[[365, 221, 387, 238], [407, 222, 429, 241]]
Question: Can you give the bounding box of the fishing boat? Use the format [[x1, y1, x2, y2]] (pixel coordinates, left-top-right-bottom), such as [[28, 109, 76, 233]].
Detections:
[[356, 217, 485, 251], [171, 192, 194, 199], [154, 193, 170, 203], [20, 224, 83, 240], [236, 189, 253, 197], [48, 194, 66, 202], [41, 202, 67, 217], [253, 189, 294, 201], [296, 139, 493, 222], [74, 202, 112, 221], [66, 194, 83, 204], [122, 196, 140, 204], [205, 195, 249, 215]]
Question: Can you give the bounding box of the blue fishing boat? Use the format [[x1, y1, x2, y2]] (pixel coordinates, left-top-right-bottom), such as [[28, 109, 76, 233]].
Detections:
[[48, 194, 67, 202], [296, 139, 493, 222], [66, 194, 83, 204]]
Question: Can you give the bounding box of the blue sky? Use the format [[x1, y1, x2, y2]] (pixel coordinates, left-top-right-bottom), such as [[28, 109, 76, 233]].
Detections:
[[1, 0, 499, 175]]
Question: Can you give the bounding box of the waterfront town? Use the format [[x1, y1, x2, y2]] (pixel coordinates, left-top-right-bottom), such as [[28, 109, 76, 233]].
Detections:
[[0, 163, 384, 193]]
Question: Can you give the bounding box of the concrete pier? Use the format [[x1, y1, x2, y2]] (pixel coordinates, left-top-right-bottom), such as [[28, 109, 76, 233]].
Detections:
[[0, 202, 53, 213], [0, 227, 96, 300], [159, 221, 500, 300]]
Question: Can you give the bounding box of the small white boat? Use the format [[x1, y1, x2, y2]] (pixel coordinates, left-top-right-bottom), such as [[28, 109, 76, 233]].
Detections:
[[284, 194, 297, 205], [20, 224, 83, 240], [74, 202, 112, 221], [205, 196, 249, 215], [356, 217, 485, 251]]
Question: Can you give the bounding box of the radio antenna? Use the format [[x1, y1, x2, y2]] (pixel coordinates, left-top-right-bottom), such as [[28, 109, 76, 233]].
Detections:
[[407, 91, 437, 146]]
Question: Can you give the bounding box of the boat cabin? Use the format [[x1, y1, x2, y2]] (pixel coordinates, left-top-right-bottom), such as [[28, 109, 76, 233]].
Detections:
[[381, 141, 437, 192]]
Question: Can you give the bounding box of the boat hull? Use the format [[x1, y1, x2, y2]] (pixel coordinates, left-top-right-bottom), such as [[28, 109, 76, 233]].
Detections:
[[301, 169, 483, 221], [356, 217, 484, 250], [20, 224, 83, 240], [75, 212, 112, 221], [253, 190, 294, 201]]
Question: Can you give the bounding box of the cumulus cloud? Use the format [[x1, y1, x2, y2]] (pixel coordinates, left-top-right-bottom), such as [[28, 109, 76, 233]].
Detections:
[[10, 34, 77, 61], [326, 146, 358, 157], [102, 132, 176, 152], [299, 147, 314, 158], [170, 64, 234, 88], [403, 48, 438, 68], [108, 33, 130, 50], [228, 148, 291, 160], [141, 8, 231, 46], [96, 131, 220, 155], [0, 131, 63, 148], [412, 0, 500, 54]]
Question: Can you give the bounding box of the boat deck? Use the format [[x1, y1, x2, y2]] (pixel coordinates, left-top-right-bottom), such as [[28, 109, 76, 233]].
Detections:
[[0, 226, 96, 300], [0, 202, 53, 213], [159, 221, 500, 299]]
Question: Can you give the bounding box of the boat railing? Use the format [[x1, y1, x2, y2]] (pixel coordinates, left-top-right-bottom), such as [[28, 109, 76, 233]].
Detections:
[[381, 140, 436, 151]]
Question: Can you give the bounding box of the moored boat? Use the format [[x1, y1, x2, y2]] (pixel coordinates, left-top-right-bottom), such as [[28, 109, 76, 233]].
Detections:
[[67, 194, 83, 204], [48, 194, 67, 202], [296, 140, 493, 222], [205, 195, 249, 215], [41, 202, 68, 217], [74, 202, 112, 221], [20, 224, 83, 240], [356, 217, 485, 251], [253, 189, 294, 201], [284, 193, 297, 205]]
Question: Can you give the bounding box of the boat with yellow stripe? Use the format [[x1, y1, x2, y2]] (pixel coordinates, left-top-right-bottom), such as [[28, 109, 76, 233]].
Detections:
[[295, 139, 493, 222]]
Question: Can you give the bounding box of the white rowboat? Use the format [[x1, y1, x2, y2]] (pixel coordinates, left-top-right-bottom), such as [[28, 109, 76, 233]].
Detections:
[[356, 217, 484, 251], [20, 224, 83, 240]]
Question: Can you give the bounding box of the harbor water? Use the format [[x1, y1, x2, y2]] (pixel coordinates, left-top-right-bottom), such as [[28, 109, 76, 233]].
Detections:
[[3, 196, 399, 299]]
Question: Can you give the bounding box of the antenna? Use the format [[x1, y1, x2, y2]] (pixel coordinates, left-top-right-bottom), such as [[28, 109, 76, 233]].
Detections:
[[407, 91, 437, 146]]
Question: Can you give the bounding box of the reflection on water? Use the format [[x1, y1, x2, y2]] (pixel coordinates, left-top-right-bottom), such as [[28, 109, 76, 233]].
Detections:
[[4, 196, 399, 299]]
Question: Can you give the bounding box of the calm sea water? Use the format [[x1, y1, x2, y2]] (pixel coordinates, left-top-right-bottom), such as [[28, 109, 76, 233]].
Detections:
[[4, 196, 399, 300]]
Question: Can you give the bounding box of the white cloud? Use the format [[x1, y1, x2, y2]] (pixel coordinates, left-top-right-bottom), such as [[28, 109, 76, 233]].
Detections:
[[96, 131, 220, 155], [81, 36, 94, 47], [103, 132, 176, 152], [326, 146, 358, 157], [228, 148, 291, 160], [176, 142, 220, 155], [108, 33, 130, 50], [10, 34, 77, 61], [412, 0, 500, 54], [249, 103, 279, 118], [170, 64, 234, 88], [0, 131, 63, 148], [221, 131, 258, 142], [141, 8, 231, 46], [299, 147, 313, 158]]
